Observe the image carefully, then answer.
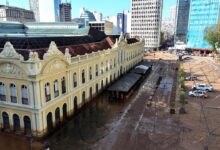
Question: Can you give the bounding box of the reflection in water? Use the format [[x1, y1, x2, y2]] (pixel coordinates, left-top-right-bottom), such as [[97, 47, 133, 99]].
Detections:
[[46, 92, 127, 150]]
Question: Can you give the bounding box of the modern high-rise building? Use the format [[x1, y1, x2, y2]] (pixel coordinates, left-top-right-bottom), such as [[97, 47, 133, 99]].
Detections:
[[162, 5, 176, 35], [106, 11, 131, 35], [117, 13, 125, 33], [131, 0, 163, 49], [80, 8, 96, 26], [187, 0, 220, 49], [54, 0, 61, 22], [124, 10, 131, 35], [29, 0, 61, 22], [0, 5, 35, 23], [93, 11, 103, 22], [59, 3, 71, 22], [175, 0, 190, 43]]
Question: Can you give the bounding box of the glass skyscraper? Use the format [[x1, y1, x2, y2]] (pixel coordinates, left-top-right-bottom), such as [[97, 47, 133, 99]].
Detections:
[[175, 0, 190, 43], [187, 0, 220, 49], [54, 0, 61, 22]]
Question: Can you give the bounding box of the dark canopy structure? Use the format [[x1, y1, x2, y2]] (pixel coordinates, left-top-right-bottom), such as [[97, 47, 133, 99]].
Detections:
[[108, 73, 141, 93]]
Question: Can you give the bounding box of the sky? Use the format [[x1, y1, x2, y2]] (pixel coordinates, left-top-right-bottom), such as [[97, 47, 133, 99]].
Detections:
[[0, 0, 176, 19]]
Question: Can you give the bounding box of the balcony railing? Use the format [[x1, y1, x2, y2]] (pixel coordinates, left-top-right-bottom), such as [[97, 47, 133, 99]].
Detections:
[[11, 96, 17, 103], [62, 86, 66, 94], [54, 91, 59, 98], [0, 94, 6, 101], [46, 94, 51, 102], [74, 82, 77, 88], [22, 98, 29, 105]]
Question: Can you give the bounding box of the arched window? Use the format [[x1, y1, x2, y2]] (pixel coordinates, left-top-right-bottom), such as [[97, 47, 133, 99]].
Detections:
[[114, 58, 116, 67], [2, 112, 9, 129], [89, 67, 92, 80], [106, 60, 108, 71], [82, 69, 85, 84], [13, 114, 20, 131], [54, 80, 59, 98], [45, 83, 51, 102], [63, 103, 67, 120], [23, 116, 31, 134], [61, 77, 66, 94], [74, 96, 78, 114], [110, 59, 113, 69], [0, 82, 6, 101], [82, 91, 86, 105], [101, 62, 104, 74], [10, 83, 17, 103], [95, 64, 98, 76], [21, 85, 29, 105], [73, 72, 77, 88]]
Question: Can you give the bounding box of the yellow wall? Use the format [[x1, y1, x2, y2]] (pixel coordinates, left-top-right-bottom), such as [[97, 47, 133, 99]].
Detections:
[[0, 36, 144, 137]]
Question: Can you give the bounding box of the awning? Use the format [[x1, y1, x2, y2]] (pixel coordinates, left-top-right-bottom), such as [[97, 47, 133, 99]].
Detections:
[[108, 73, 141, 92], [131, 64, 150, 75]]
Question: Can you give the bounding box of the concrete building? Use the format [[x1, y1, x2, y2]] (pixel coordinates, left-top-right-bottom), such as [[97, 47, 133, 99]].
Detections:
[[59, 3, 72, 22], [106, 15, 118, 35], [0, 5, 35, 23], [117, 13, 125, 33], [106, 11, 131, 35], [187, 0, 220, 49], [124, 10, 131, 35], [175, 0, 190, 43], [93, 11, 102, 22], [29, 0, 61, 22], [0, 30, 144, 137], [162, 5, 176, 36], [80, 8, 96, 26], [89, 21, 113, 35], [131, 0, 163, 49]]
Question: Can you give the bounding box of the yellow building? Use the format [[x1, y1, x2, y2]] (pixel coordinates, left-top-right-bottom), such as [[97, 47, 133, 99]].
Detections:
[[0, 34, 144, 137]]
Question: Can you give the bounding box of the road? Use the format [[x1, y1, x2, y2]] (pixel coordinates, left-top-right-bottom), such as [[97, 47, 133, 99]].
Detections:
[[91, 60, 182, 150]]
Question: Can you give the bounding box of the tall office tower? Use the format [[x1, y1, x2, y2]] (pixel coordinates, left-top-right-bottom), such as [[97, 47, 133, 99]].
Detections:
[[60, 3, 72, 22], [131, 0, 163, 49], [93, 11, 103, 21], [161, 5, 176, 35], [80, 8, 96, 26], [187, 0, 220, 49], [175, 0, 190, 43], [124, 10, 131, 35], [29, 0, 61, 22], [54, 0, 61, 21], [117, 13, 125, 33]]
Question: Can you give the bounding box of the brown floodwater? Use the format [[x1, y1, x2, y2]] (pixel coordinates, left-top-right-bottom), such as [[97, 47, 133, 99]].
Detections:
[[44, 92, 131, 150]]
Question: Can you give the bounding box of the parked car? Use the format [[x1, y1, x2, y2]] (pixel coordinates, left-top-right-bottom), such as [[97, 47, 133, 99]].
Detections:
[[192, 84, 213, 92], [188, 90, 208, 98], [186, 74, 197, 81], [182, 56, 192, 60]]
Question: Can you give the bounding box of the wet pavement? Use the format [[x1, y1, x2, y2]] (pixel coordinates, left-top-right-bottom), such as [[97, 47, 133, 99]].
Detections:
[[46, 93, 132, 150], [0, 59, 180, 150]]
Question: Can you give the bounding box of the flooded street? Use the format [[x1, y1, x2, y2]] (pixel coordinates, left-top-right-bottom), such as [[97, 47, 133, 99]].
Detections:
[[0, 54, 181, 150], [45, 59, 180, 150], [45, 92, 133, 150]]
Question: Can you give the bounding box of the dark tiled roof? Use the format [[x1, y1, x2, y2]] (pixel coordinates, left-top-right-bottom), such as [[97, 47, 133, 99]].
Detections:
[[0, 29, 139, 60], [0, 37, 115, 60]]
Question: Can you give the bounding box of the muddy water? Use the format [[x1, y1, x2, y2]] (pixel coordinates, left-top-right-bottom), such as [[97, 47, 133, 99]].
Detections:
[[45, 92, 130, 150]]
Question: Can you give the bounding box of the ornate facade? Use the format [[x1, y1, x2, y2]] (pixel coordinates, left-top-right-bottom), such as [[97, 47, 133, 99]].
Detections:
[[0, 34, 144, 137]]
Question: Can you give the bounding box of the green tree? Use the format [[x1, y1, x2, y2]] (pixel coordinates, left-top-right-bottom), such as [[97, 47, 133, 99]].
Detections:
[[204, 25, 220, 53], [179, 88, 186, 114], [179, 76, 185, 88]]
